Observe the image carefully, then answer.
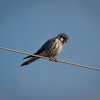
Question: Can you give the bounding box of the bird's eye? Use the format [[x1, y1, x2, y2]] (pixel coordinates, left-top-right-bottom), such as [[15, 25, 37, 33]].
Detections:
[[63, 37, 66, 40], [60, 36, 62, 38]]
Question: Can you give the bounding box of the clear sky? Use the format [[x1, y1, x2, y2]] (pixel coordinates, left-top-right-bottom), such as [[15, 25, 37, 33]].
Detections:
[[0, 0, 100, 100]]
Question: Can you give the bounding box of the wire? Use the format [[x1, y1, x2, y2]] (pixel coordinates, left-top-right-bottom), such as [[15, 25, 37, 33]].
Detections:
[[0, 47, 100, 71]]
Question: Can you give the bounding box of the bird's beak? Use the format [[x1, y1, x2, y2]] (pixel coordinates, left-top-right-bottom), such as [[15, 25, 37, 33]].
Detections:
[[66, 40, 68, 43]]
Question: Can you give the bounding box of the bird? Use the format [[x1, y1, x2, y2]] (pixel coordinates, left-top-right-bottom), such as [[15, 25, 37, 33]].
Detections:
[[21, 33, 69, 66]]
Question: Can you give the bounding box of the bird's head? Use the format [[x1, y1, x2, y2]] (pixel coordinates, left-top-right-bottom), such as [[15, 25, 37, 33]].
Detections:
[[57, 33, 69, 44]]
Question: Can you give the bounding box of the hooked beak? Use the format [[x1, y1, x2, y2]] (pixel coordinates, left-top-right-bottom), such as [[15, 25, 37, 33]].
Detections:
[[65, 40, 68, 43]]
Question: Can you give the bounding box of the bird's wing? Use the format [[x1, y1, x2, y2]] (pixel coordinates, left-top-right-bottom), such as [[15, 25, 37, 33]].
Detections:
[[36, 38, 55, 55], [23, 38, 55, 59]]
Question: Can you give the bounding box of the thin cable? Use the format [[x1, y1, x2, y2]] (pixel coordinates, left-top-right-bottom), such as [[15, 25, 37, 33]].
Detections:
[[0, 47, 100, 71]]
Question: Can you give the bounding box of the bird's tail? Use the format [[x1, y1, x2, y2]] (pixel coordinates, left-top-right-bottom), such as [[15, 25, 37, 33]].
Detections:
[[21, 56, 39, 66]]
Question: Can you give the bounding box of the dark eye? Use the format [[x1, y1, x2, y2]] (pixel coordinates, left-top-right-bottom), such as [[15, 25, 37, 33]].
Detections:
[[63, 37, 66, 40], [60, 36, 62, 38]]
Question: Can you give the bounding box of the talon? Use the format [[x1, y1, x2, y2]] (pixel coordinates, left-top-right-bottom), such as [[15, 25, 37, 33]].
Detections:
[[49, 57, 58, 62], [49, 56, 53, 61], [53, 58, 58, 62]]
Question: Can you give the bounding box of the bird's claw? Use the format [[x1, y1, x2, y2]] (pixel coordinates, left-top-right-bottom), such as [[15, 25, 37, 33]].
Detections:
[[49, 56, 53, 61], [53, 58, 58, 62], [49, 57, 58, 62]]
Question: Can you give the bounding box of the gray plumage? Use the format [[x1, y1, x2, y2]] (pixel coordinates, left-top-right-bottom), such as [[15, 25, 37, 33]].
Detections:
[[21, 33, 69, 66]]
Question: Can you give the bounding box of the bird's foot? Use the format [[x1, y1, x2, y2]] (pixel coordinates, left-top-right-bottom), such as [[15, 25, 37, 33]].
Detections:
[[49, 57, 58, 62], [53, 58, 58, 62], [49, 56, 54, 61]]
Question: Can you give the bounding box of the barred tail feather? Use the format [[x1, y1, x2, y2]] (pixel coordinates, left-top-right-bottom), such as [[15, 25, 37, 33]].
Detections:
[[21, 57, 39, 66]]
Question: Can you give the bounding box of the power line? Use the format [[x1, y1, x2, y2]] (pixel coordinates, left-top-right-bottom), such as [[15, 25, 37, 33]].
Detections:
[[0, 47, 100, 71]]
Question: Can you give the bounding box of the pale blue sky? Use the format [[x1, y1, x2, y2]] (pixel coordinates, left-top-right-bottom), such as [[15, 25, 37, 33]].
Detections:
[[0, 0, 100, 100]]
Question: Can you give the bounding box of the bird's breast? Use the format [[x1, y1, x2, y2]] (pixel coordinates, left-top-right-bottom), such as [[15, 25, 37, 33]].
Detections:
[[46, 39, 62, 57], [55, 38, 63, 55], [39, 38, 63, 57]]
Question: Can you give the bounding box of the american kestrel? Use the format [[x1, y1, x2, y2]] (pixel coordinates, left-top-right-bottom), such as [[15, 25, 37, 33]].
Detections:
[[21, 33, 69, 66]]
